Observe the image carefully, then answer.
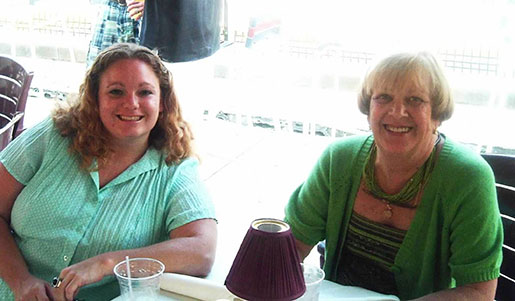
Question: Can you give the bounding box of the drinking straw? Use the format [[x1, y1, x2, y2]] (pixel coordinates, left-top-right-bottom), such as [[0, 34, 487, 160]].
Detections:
[[126, 256, 134, 299]]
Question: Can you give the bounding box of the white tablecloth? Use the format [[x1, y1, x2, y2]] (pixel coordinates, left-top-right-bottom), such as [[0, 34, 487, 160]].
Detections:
[[111, 273, 399, 301]]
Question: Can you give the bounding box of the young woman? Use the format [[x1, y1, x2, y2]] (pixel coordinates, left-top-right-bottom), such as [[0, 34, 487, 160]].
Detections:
[[0, 43, 217, 301]]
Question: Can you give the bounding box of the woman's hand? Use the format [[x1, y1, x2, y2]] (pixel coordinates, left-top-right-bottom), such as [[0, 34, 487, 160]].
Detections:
[[127, 0, 145, 21], [12, 274, 54, 301], [52, 254, 114, 301]]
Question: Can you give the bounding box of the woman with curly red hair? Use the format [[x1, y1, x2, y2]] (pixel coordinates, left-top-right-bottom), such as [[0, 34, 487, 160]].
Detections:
[[0, 43, 217, 301]]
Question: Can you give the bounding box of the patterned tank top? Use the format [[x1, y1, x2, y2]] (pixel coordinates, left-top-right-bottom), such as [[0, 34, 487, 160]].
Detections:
[[336, 211, 406, 295]]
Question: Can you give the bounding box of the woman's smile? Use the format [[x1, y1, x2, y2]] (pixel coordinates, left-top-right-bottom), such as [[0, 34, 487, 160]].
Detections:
[[383, 124, 412, 133], [117, 115, 144, 121]]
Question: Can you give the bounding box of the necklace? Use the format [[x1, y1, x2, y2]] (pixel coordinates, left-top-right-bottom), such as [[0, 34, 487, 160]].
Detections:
[[363, 135, 441, 218]]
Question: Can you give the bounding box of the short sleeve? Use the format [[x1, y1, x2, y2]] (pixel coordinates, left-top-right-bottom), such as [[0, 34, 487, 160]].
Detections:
[[285, 146, 332, 246], [0, 118, 55, 185], [164, 158, 216, 233], [447, 156, 503, 285]]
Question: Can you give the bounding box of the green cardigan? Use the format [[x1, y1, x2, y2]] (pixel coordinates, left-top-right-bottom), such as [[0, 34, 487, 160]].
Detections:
[[285, 135, 503, 300]]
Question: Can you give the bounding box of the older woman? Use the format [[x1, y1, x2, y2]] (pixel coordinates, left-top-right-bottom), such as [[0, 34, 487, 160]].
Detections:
[[285, 52, 502, 300], [0, 43, 217, 301]]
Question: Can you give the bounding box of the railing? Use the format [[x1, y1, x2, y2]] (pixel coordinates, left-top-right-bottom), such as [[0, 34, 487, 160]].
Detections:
[[439, 49, 500, 76]]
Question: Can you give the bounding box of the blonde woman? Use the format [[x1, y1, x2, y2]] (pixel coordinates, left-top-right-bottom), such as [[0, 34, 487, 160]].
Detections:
[[285, 52, 502, 300]]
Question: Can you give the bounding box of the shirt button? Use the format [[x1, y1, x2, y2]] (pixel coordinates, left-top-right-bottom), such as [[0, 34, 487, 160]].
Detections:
[[63, 255, 69, 262]]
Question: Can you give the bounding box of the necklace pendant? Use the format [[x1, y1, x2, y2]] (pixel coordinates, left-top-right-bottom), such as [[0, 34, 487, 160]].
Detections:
[[383, 208, 393, 218], [382, 200, 393, 218]]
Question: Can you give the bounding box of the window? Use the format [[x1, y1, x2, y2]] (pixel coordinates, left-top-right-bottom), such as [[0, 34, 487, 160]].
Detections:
[[217, 0, 515, 155], [1, 0, 513, 155]]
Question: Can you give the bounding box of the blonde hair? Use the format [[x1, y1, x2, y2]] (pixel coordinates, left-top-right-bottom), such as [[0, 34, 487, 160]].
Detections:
[[357, 52, 454, 122], [53, 43, 194, 170]]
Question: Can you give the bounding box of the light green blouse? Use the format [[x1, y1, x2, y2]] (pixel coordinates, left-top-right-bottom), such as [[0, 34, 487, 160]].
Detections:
[[0, 118, 216, 300]]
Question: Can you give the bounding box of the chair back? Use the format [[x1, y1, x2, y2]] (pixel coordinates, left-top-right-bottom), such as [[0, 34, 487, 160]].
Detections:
[[0, 56, 34, 138], [482, 153, 515, 301], [0, 112, 23, 151], [0, 78, 22, 117]]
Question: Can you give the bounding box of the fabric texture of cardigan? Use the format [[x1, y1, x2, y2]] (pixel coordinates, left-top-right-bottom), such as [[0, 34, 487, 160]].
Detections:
[[285, 134, 503, 300]]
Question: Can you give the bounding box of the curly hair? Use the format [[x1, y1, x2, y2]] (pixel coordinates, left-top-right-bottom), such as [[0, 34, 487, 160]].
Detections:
[[357, 52, 454, 123], [53, 43, 194, 170]]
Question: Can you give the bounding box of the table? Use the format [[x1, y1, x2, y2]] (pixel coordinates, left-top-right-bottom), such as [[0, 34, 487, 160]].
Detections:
[[111, 121, 399, 301], [112, 272, 399, 301]]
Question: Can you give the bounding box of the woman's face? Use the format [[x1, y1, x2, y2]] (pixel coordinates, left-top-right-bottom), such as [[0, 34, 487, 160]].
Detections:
[[368, 74, 439, 159], [98, 58, 162, 147]]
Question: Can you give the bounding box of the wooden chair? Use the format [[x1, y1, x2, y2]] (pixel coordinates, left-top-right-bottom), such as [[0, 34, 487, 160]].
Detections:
[[481, 153, 515, 301], [0, 56, 34, 138]]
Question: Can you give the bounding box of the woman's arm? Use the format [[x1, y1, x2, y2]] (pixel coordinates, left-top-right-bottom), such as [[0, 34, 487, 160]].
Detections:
[[294, 237, 314, 261], [413, 279, 497, 301], [54, 218, 217, 301], [422, 152, 501, 301], [0, 163, 55, 300]]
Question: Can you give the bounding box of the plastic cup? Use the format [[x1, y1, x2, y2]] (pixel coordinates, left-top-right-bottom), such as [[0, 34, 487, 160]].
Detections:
[[295, 263, 325, 301], [114, 257, 165, 301]]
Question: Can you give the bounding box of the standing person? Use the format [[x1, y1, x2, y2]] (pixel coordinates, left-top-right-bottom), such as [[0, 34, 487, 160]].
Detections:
[[0, 43, 217, 301], [139, 0, 223, 129], [86, 0, 145, 67], [284, 52, 503, 300], [139, 0, 222, 63]]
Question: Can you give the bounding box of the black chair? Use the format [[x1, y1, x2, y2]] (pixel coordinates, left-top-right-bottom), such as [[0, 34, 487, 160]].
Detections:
[[0, 78, 22, 116], [316, 154, 515, 300], [0, 56, 34, 138], [482, 154, 515, 301], [317, 240, 326, 269]]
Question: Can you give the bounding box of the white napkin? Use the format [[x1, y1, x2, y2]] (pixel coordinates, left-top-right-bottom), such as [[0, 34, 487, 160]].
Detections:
[[159, 273, 236, 301], [335, 292, 399, 300]]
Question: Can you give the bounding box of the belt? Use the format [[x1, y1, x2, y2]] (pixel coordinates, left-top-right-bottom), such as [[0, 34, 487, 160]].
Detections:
[[111, 0, 127, 6]]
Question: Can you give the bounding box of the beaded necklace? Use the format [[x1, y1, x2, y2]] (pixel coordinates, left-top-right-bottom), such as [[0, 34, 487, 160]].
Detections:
[[362, 135, 441, 218]]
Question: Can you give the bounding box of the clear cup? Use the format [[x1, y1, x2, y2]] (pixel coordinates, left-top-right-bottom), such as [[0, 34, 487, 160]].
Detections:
[[295, 263, 325, 301], [114, 257, 165, 301]]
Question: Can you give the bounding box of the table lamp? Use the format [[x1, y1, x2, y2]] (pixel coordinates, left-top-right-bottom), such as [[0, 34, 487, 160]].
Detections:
[[224, 218, 306, 301]]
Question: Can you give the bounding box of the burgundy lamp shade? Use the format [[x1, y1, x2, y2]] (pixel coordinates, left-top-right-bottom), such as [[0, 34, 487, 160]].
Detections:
[[224, 218, 306, 301]]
